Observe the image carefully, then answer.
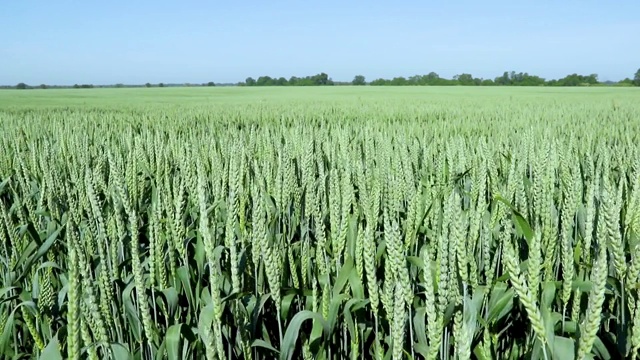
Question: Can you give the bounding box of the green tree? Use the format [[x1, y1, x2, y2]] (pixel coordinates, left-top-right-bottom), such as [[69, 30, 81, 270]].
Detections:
[[390, 77, 407, 86], [145, 83, 151, 88], [424, 72, 440, 85], [634, 68, 640, 86], [16, 83, 27, 89], [408, 75, 422, 85], [245, 77, 256, 86], [312, 73, 331, 85], [352, 75, 366, 85], [495, 71, 511, 85], [39, 84, 48, 89], [617, 78, 633, 86], [159, 83, 165, 87], [554, 73, 599, 86], [454, 73, 474, 85], [207, 82, 215, 86], [256, 76, 274, 86], [369, 78, 390, 86]]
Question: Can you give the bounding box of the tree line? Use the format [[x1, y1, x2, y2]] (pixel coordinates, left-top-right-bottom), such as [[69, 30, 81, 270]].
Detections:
[[7, 69, 640, 89], [242, 70, 640, 87], [244, 73, 333, 86], [363, 72, 599, 86], [7, 82, 215, 90]]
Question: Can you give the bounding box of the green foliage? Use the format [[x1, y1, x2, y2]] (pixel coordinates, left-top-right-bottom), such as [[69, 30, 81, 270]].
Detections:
[[246, 73, 333, 86], [548, 73, 599, 86], [494, 71, 546, 86], [351, 75, 366, 86]]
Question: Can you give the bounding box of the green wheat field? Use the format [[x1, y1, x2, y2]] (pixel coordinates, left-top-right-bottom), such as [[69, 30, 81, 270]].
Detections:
[[1, 87, 640, 359]]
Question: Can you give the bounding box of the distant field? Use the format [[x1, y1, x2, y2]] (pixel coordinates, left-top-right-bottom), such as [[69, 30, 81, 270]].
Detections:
[[1, 86, 638, 109]]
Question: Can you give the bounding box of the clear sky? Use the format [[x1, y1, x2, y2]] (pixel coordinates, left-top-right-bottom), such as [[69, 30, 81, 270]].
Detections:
[[1, 1, 638, 85]]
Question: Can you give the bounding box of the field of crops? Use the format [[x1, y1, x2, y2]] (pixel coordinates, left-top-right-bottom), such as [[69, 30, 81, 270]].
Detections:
[[1, 87, 640, 359]]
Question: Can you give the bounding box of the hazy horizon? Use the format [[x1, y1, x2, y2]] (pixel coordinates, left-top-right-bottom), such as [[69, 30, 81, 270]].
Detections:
[[2, 1, 639, 85]]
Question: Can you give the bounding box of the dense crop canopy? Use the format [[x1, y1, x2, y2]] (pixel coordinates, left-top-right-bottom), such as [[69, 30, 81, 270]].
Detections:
[[0, 87, 640, 359]]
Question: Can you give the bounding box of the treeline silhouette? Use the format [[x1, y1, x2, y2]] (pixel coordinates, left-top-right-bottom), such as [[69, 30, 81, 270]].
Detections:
[[7, 69, 640, 89], [241, 71, 638, 87], [243, 73, 333, 86]]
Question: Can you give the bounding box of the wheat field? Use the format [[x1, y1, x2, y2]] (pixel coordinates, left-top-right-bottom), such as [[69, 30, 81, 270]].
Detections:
[[1, 87, 639, 359]]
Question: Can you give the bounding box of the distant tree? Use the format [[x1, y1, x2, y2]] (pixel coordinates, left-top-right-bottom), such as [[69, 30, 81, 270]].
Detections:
[[207, 82, 215, 86], [159, 83, 165, 87], [256, 76, 274, 86], [617, 78, 633, 86], [16, 83, 27, 89], [145, 83, 152, 88], [424, 72, 440, 85], [247, 73, 337, 86], [453, 73, 474, 85], [634, 68, 640, 86], [352, 75, 366, 85], [115, 83, 124, 88], [311, 73, 330, 85], [73, 84, 80, 89], [494, 71, 545, 86], [297, 77, 314, 86], [553, 73, 599, 86], [369, 78, 390, 86], [495, 71, 511, 85], [407, 75, 422, 85], [39, 84, 48, 89], [481, 79, 495, 86], [390, 77, 407, 86]]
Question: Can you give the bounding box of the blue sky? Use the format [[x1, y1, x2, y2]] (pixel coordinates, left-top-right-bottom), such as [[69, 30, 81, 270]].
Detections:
[[1, 1, 638, 85]]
